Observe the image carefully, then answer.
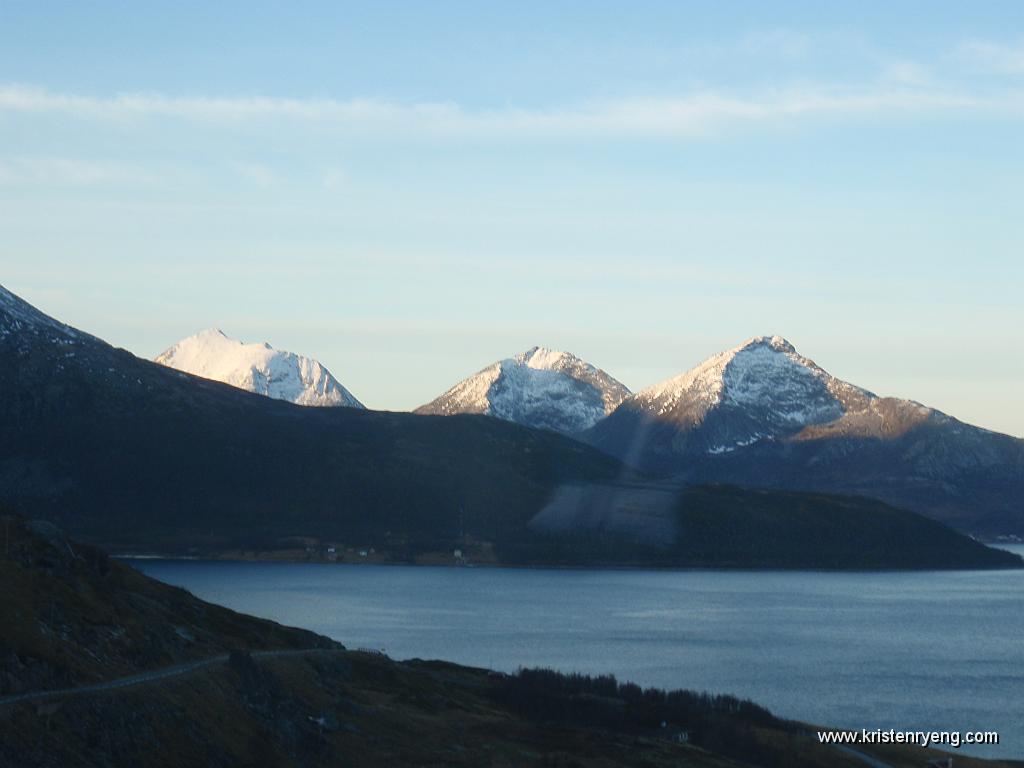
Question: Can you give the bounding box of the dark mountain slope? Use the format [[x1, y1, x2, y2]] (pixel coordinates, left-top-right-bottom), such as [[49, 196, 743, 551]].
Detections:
[[677, 426, 1024, 537], [0, 285, 623, 554], [517, 483, 1021, 569]]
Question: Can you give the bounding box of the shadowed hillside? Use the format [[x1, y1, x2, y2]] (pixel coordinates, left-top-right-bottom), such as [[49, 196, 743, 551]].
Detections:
[[0, 514, 336, 696], [513, 484, 1022, 569]]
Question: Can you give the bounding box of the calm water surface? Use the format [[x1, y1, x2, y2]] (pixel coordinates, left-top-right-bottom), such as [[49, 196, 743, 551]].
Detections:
[[137, 546, 1024, 759]]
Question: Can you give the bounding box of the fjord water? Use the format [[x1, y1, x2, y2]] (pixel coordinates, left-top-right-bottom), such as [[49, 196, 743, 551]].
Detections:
[[137, 548, 1024, 759]]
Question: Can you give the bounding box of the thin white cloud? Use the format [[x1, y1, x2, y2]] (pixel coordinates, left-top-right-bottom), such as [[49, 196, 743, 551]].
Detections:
[[878, 60, 932, 87], [0, 82, 1022, 140], [0, 85, 439, 123], [322, 167, 348, 190], [956, 38, 1024, 74], [0, 156, 157, 187], [733, 28, 813, 60], [232, 162, 277, 188]]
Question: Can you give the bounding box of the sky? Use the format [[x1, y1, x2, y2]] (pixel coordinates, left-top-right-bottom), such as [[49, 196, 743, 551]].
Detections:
[[1, 1, 1022, 436]]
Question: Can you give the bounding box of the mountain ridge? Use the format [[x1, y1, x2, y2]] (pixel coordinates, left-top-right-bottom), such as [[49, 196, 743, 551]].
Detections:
[[3, 284, 1017, 564], [416, 346, 631, 435], [585, 335, 1024, 535]]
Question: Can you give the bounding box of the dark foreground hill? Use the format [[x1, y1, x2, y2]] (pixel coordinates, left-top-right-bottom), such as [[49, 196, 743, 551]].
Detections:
[[0, 515, 337, 697], [1, 518, 1014, 768], [0, 285, 1018, 569]]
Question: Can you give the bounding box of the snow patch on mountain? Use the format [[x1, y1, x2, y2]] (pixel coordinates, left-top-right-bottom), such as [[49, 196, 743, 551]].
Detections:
[[155, 329, 363, 408], [416, 346, 631, 435]]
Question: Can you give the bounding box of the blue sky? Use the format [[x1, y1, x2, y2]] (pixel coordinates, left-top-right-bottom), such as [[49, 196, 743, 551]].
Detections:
[[1, 2, 1022, 435]]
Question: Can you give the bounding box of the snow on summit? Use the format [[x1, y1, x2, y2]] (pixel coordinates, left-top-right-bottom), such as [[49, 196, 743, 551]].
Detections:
[[154, 329, 363, 408], [591, 334, 942, 462], [415, 346, 631, 435], [634, 335, 871, 424]]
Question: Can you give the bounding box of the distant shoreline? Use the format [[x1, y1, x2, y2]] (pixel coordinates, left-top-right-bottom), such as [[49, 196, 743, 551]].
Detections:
[[114, 548, 1024, 573]]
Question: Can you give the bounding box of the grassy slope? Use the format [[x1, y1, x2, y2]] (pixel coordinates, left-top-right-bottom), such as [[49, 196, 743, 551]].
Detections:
[[0, 516, 336, 695], [0, 651, 742, 768], [4, 652, 1018, 768]]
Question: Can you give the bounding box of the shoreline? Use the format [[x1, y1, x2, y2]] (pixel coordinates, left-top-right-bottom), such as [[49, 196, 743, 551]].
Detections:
[[115, 550, 1024, 573]]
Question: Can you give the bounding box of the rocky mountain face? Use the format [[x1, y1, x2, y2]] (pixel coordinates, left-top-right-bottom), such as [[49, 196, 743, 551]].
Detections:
[[585, 336, 1024, 535], [155, 328, 363, 408], [416, 346, 631, 435]]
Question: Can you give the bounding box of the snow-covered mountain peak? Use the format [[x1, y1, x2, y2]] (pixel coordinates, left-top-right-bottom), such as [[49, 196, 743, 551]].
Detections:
[[625, 336, 878, 450], [155, 329, 363, 408], [744, 334, 796, 354], [194, 327, 227, 339], [587, 335, 922, 466], [637, 335, 850, 407], [416, 347, 631, 435], [517, 346, 571, 370]]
